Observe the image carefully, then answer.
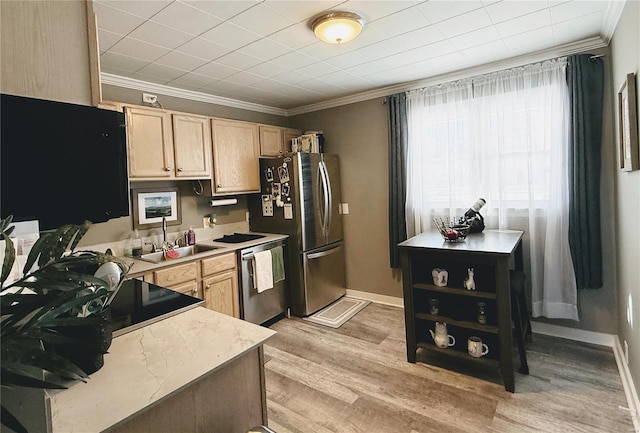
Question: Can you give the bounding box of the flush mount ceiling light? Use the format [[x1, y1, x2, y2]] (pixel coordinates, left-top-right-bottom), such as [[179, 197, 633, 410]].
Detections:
[[312, 12, 364, 44]]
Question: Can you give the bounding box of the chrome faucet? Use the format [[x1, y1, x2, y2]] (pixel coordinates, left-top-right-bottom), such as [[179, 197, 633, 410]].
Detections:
[[162, 217, 167, 243], [161, 217, 171, 251]]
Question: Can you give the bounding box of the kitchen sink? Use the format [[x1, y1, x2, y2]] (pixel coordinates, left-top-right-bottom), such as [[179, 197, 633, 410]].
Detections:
[[137, 244, 221, 264]]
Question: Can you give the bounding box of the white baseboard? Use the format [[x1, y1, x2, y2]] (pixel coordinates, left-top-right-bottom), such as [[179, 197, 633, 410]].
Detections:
[[345, 290, 404, 308], [530, 321, 616, 347], [613, 336, 640, 432]]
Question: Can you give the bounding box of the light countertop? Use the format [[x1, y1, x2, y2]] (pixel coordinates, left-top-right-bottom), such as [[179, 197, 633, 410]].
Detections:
[[47, 306, 276, 433], [125, 231, 289, 277]]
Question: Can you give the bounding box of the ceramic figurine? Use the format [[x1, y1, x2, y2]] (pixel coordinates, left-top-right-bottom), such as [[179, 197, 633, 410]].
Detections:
[[464, 268, 476, 290], [431, 268, 448, 287]]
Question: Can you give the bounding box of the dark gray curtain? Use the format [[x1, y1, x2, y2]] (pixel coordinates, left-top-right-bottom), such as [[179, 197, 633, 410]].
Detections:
[[567, 54, 604, 289], [388, 93, 408, 268]]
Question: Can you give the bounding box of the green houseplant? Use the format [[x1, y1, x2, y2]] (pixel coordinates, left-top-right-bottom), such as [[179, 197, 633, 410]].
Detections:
[[0, 216, 131, 433]]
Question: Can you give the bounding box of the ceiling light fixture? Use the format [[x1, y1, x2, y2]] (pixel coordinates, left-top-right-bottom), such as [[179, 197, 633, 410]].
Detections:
[[312, 12, 364, 44]]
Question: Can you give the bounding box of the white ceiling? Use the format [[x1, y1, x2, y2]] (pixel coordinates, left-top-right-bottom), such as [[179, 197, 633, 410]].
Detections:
[[94, 0, 623, 115]]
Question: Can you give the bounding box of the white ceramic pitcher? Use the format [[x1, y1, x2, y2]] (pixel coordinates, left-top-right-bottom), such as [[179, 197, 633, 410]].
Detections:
[[429, 322, 455, 348]]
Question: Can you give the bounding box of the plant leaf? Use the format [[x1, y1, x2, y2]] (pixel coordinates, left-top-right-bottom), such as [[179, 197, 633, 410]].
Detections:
[[1, 369, 73, 389], [1, 405, 28, 433], [0, 236, 16, 288], [1, 347, 88, 382]]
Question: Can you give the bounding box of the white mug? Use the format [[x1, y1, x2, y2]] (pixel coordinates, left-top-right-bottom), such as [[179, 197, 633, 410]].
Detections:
[[468, 336, 489, 358]]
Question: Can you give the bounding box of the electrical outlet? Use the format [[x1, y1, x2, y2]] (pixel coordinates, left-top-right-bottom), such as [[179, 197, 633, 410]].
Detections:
[[142, 93, 157, 104], [341, 203, 349, 214], [203, 217, 210, 228], [625, 340, 629, 365]]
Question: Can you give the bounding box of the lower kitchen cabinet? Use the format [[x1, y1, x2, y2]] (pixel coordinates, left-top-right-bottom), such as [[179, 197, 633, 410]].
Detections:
[[153, 261, 198, 292], [201, 253, 239, 318], [146, 252, 240, 318], [170, 279, 200, 298], [202, 269, 239, 318]]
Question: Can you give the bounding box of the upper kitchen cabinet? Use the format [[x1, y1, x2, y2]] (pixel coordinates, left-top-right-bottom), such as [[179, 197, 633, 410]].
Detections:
[[211, 118, 260, 194], [126, 106, 174, 179], [259, 125, 301, 156], [283, 127, 302, 152], [172, 113, 212, 178], [125, 106, 211, 180]]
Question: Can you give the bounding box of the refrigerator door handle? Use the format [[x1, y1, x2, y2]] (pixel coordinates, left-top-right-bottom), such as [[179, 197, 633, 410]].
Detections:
[[307, 244, 341, 260], [319, 160, 332, 239]]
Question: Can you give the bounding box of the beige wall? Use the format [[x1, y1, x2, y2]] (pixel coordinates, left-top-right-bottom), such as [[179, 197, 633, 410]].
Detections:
[[102, 84, 290, 126], [291, 45, 628, 335], [291, 100, 403, 298], [611, 0, 640, 400], [0, 0, 92, 105]]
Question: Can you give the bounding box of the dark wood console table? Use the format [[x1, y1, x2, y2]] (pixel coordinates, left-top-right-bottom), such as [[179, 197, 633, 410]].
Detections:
[[398, 229, 524, 392]]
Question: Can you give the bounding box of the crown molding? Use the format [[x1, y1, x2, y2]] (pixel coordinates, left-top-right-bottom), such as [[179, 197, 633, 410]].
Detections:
[[102, 36, 610, 118], [287, 36, 609, 116], [601, 0, 626, 44], [100, 73, 288, 117]]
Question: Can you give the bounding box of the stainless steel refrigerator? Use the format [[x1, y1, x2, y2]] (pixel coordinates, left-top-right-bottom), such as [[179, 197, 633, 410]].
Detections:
[[248, 153, 346, 317]]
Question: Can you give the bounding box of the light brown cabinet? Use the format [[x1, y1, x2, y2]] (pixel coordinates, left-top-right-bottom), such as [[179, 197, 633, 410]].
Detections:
[[147, 252, 239, 318], [153, 261, 198, 292], [283, 127, 301, 152], [172, 113, 212, 178], [211, 118, 260, 194], [125, 106, 174, 178], [259, 125, 301, 156], [201, 253, 239, 318], [125, 106, 212, 180]]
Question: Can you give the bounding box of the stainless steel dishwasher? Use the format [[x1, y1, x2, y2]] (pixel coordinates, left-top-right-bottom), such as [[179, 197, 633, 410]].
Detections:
[[239, 238, 288, 325]]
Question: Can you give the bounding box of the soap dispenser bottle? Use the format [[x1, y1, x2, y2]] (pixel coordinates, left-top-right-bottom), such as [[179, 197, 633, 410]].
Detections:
[[186, 226, 196, 246]]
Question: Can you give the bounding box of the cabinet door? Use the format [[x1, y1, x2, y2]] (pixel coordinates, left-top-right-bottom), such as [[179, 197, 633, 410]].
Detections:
[[125, 106, 174, 178], [172, 113, 212, 178], [211, 118, 260, 193], [153, 262, 198, 288], [259, 125, 283, 156], [202, 269, 239, 318], [283, 128, 301, 154], [170, 280, 201, 299]]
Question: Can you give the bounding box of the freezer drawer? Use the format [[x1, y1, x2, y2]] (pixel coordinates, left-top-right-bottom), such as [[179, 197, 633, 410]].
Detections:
[[302, 241, 346, 315]]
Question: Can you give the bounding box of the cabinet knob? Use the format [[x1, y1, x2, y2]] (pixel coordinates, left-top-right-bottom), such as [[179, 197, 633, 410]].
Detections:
[[177, 167, 183, 172], [164, 167, 171, 172], [217, 184, 222, 188], [192, 288, 198, 295], [205, 284, 210, 290]]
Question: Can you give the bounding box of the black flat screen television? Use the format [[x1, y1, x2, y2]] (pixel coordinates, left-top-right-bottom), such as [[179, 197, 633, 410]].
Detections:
[[1, 94, 129, 231]]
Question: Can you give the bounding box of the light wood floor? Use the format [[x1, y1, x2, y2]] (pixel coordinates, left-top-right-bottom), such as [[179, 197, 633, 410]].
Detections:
[[264, 302, 635, 433]]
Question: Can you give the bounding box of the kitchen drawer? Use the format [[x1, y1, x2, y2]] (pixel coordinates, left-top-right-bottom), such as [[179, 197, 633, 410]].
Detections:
[[154, 262, 198, 287], [201, 252, 236, 276]]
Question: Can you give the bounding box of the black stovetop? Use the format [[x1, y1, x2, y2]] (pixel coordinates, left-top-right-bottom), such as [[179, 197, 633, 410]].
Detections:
[[110, 279, 203, 337], [213, 232, 266, 243]]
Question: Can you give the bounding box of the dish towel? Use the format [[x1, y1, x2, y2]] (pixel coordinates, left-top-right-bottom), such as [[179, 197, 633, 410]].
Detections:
[[271, 246, 285, 284], [253, 250, 273, 293]]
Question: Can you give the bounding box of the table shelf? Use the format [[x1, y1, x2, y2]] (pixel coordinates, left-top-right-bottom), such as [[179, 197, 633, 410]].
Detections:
[[414, 283, 497, 300], [399, 230, 524, 393], [417, 342, 500, 369], [415, 312, 499, 334]]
